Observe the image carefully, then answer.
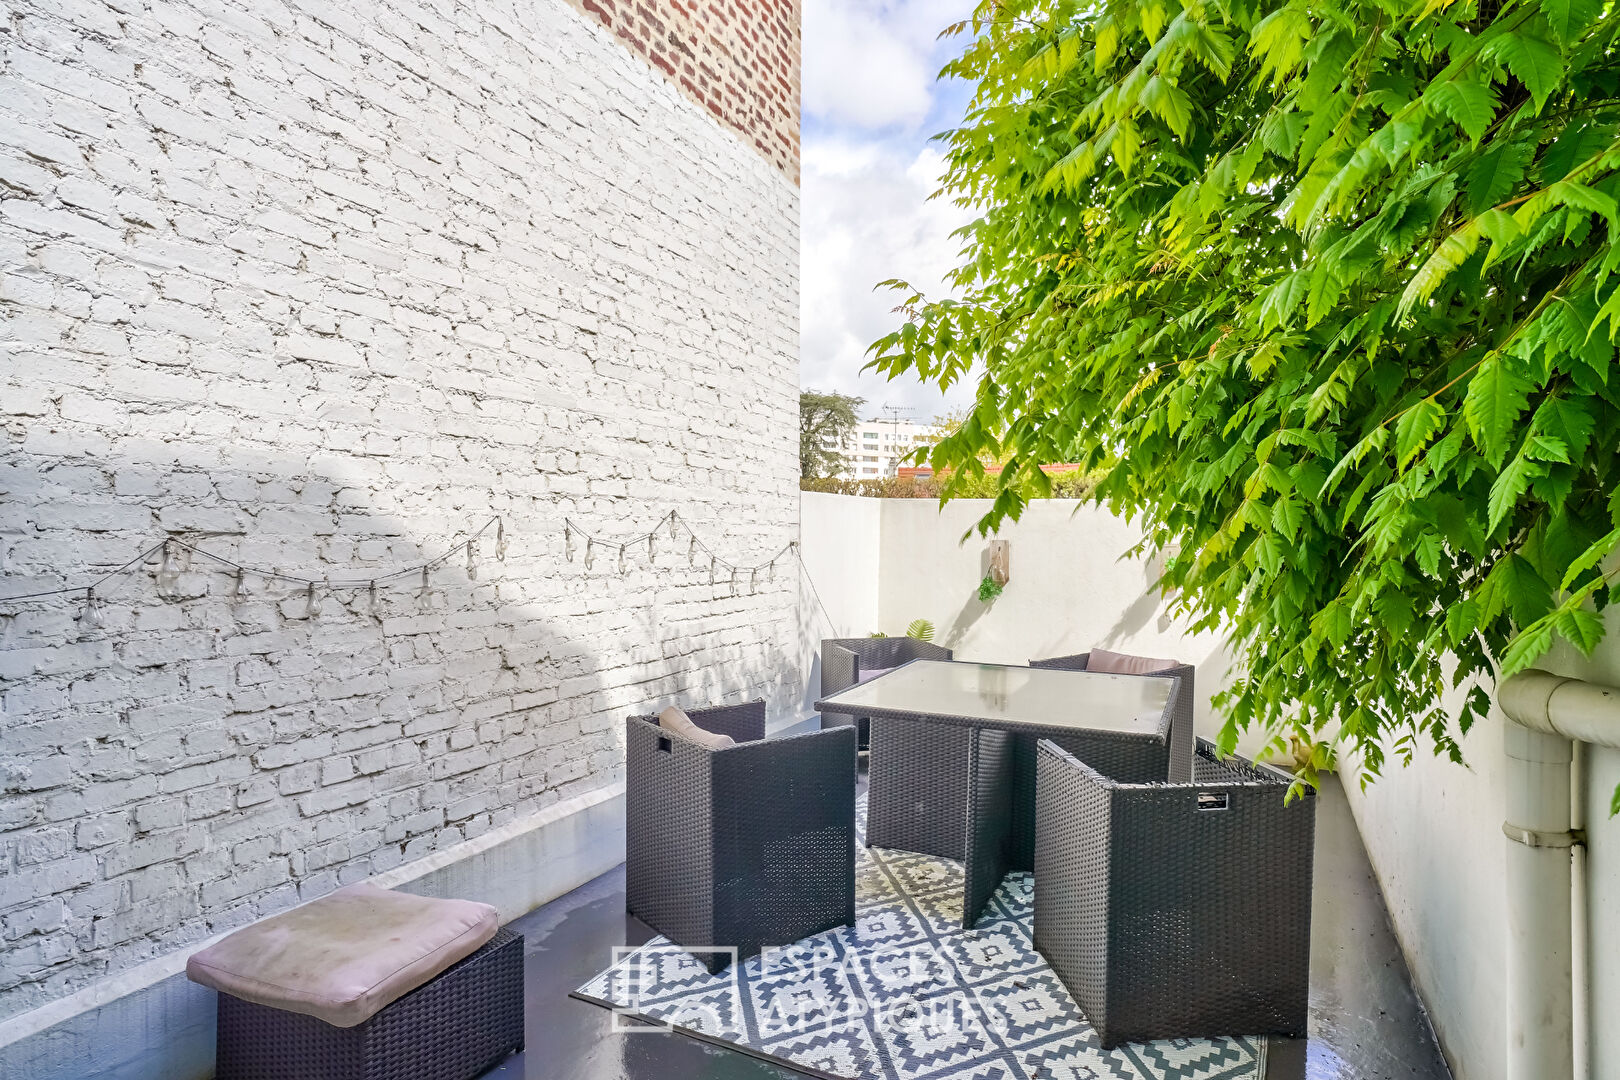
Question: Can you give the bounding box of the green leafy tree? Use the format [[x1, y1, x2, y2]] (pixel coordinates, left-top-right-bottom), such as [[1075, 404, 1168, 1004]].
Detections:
[[871, 0, 1620, 795], [800, 390, 865, 479]]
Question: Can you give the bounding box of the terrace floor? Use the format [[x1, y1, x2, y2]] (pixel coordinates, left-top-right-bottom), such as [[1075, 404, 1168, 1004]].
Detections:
[[477, 764, 1451, 1080]]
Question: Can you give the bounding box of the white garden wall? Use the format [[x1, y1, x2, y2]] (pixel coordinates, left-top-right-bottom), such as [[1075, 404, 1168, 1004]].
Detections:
[[0, 0, 800, 1056], [798, 493, 1232, 742]]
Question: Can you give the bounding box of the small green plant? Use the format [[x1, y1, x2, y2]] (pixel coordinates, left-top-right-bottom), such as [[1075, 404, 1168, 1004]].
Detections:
[[977, 576, 1003, 603], [869, 619, 937, 640]]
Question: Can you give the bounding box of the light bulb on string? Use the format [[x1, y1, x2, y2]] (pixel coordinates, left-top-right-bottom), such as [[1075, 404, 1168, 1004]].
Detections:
[[368, 580, 380, 617], [669, 512, 679, 541], [585, 538, 595, 570], [420, 566, 431, 597], [466, 540, 478, 581], [730, 568, 738, 594], [79, 588, 105, 629], [648, 532, 655, 558], [305, 582, 323, 619], [232, 567, 250, 598], [750, 568, 758, 592], [619, 544, 628, 573], [495, 519, 508, 561], [565, 524, 576, 562], [689, 537, 697, 566], [710, 556, 717, 584], [156, 540, 179, 597]]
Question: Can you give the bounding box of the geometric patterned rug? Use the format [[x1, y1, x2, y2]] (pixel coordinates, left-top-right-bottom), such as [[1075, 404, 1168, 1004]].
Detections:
[[573, 798, 1269, 1080]]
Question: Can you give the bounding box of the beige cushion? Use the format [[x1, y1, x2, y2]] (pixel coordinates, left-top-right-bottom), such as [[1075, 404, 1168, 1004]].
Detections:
[[659, 705, 735, 749], [1087, 647, 1179, 676], [185, 883, 498, 1028]]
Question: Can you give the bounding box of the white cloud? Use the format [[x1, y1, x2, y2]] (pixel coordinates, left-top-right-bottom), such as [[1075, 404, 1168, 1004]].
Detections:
[[799, 138, 978, 421], [800, 0, 981, 421], [803, 1, 933, 130]]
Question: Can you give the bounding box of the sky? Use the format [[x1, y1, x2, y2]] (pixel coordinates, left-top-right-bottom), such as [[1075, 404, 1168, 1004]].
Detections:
[[800, 0, 980, 428]]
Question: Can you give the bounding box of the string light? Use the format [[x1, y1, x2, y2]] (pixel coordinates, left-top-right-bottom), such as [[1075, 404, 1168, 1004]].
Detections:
[[304, 582, 322, 619], [0, 519, 501, 612], [562, 512, 795, 590], [79, 588, 104, 629], [466, 540, 478, 581], [156, 540, 179, 597], [495, 520, 508, 561]]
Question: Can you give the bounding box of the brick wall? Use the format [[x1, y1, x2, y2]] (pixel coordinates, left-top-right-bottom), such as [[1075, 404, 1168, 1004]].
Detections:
[[567, 0, 801, 182], [0, 0, 800, 1021]]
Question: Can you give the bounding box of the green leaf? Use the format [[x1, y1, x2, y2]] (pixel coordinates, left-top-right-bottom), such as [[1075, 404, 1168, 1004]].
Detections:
[[1560, 526, 1620, 590], [1425, 76, 1498, 142], [1555, 605, 1604, 653], [1488, 448, 1543, 531], [1465, 141, 1533, 214], [1492, 32, 1564, 111], [1541, 0, 1605, 41], [1462, 357, 1533, 466], [1249, 7, 1311, 82], [1502, 619, 1556, 676], [1394, 398, 1446, 471]]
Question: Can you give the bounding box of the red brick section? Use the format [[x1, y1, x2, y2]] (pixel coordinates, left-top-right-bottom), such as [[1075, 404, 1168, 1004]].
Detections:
[[566, 0, 801, 183]]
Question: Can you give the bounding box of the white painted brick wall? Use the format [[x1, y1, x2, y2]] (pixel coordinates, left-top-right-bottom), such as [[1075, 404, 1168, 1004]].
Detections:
[[0, 0, 800, 1020]]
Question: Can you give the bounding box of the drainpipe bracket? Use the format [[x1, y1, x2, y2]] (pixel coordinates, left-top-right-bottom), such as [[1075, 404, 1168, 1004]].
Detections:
[[1503, 821, 1586, 849]]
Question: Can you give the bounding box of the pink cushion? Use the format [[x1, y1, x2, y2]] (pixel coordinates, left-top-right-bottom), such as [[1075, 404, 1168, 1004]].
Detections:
[[1086, 648, 1179, 676], [186, 883, 498, 1027], [856, 665, 898, 684]]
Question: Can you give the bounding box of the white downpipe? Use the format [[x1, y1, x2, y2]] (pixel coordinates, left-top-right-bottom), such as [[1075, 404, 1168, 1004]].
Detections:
[[1501, 722, 1573, 1080], [1497, 669, 1620, 1080]]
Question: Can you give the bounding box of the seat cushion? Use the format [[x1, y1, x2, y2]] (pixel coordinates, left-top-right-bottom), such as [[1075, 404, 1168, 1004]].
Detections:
[[855, 665, 898, 684], [1086, 647, 1178, 676], [659, 705, 735, 748], [186, 882, 499, 1027]]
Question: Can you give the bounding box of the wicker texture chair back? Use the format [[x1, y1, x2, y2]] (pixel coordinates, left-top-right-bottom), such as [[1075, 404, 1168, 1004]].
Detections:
[[625, 700, 856, 972], [820, 637, 954, 745], [1029, 652, 1196, 782], [1033, 738, 1315, 1047]]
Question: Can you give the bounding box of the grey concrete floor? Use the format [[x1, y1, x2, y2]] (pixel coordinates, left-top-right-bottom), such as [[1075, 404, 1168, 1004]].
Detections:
[[479, 772, 1451, 1080]]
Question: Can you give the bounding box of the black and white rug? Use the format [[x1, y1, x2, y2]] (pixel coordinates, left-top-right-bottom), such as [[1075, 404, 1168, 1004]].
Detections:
[[574, 800, 1267, 1080]]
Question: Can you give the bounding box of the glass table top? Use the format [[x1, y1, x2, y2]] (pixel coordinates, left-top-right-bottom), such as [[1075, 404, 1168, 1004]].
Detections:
[[815, 660, 1174, 734]]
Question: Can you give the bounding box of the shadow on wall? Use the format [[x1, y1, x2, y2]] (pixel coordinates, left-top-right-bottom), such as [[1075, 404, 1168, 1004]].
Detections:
[[941, 540, 1000, 651], [1087, 533, 1237, 747], [0, 443, 797, 1038]]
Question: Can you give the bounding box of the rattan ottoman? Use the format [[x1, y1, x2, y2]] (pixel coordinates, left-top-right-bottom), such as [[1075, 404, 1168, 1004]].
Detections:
[[1033, 737, 1315, 1047], [214, 928, 525, 1080], [189, 882, 524, 1080]]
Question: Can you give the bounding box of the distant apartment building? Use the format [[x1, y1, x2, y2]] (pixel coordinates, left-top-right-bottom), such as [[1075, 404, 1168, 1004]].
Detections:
[[823, 418, 937, 478]]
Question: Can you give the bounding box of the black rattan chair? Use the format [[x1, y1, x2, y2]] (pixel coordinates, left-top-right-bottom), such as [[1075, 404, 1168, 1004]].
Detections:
[[1029, 651, 1195, 782], [625, 700, 856, 972], [821, 637, 953, 748], [1032, 737, 1315, 1047]]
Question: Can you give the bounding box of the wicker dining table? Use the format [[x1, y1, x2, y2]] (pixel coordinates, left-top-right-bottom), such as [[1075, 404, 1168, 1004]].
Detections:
[[815, 659, 1181, 928]]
